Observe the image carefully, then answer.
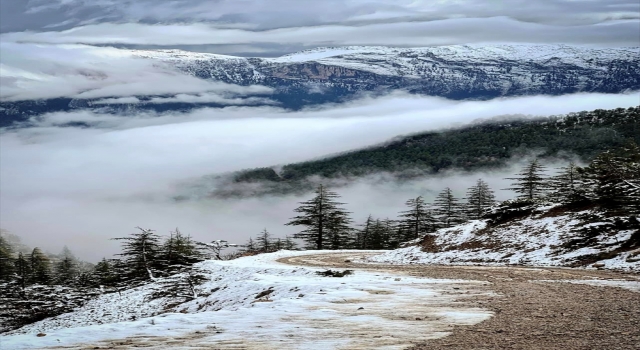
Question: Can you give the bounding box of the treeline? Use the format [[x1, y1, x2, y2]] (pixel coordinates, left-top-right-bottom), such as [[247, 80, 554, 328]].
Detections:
[[284, 142, 640, 250], [243, 229, 297, 254], [1, 142, 637, 332], [0, 228, 236, 332], [221, 106, 639, 197]]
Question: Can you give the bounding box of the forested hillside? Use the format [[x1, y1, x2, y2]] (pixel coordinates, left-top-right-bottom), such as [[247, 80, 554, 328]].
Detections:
[[220, 106, 639, 196]]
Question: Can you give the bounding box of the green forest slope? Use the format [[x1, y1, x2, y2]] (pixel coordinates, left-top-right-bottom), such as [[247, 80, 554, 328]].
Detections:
[[216, 106, 639, 196]]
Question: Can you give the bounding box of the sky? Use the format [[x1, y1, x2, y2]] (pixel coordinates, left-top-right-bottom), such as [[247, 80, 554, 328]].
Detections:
[[0, 0, 639, 56], [0, 0, 639, 260]]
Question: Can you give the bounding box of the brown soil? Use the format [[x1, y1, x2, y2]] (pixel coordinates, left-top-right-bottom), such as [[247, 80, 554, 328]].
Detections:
[[278, 253, 640, 350]]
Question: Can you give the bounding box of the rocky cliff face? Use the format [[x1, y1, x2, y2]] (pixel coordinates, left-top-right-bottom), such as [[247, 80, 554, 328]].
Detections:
[[2, 44, 639, 126], [163, 44, 640, 98]]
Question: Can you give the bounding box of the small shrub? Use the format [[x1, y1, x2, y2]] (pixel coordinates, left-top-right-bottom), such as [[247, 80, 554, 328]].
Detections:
[[315, 269, 353, 277]]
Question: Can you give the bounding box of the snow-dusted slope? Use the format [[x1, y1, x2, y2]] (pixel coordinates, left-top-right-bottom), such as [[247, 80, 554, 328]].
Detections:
[[268, 44, 640, 77], [133, 44, 640, 77], [129, 44, 640, 94], [368, 204, 640, 272], [3, 251, 492, 350], [2, 44, 638, 123]]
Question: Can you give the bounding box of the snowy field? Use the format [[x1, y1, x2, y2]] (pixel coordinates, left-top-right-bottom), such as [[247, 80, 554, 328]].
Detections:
[[2, 251, 493, 350]]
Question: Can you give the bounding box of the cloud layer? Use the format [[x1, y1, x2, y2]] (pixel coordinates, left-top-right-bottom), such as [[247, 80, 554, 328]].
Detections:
[[0, 43, 272, 101], [1, 1, 638, 56], [1, 0, 639, 261], [2, 92, 638, 260], [3, 18, 638, 51]]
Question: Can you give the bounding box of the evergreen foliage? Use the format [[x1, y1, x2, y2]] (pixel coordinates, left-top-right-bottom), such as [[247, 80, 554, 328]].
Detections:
[[282, 236, 297, 250], [54, 256, 78, 285], [14, 252, 30, 290], [228, 107, 640, 197], [0, 235, 14, 281], [397, 196, 436, 240], [548, 162, 585, 204], [433, 187, 465, 228], [355, 215, 375, 249], [285, 185, 353, 249], [112, 227, 162, 282], [93, 258, 116, 287], [325, 208, 354, 250], [256, 229, 272, 253], [505, 159, 548, 201], [149, 270, 209, 302], [29, 248, 52, 285], [243, 237, 257, 253], [353, 216, 397, 250], [581, 142, 640, 214], [466, 179, 496, 219], [3, 142, 640, 334], [159, 228, 203, 274]]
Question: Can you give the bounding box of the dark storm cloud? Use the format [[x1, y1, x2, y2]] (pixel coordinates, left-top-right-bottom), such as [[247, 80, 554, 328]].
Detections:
[[1, 1, 638, 55], [3, 18, 638, 50], [4, 0, 640, 31]]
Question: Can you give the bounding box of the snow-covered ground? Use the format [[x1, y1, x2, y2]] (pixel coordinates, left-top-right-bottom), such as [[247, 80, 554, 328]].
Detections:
[[2, 251, 493, 350], [124, 44, 639, 85], [367, 209, 640, 272]]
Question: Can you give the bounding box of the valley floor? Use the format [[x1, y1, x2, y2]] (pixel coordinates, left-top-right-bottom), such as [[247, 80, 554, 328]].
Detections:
[[287, 253, 640, 350], [3, 251, 639, 349]]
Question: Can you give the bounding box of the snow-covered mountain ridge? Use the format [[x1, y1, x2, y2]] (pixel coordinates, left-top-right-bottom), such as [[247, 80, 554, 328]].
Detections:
[[135, 44, 640, 92], [368, 203, 640, 272], [2, 44, 638, 125]]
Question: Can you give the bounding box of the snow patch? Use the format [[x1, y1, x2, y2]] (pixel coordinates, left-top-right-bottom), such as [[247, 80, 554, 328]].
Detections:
[[367, 208, 640, 272], [3, 251, 493, 350]]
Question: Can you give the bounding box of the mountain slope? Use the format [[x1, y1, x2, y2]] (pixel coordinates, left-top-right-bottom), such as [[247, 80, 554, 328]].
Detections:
[[200, 106, 639, 198], [3, 251, 492, 349], [368, 203, 640, 272], [145, 45, 640, 96], [2, 44, 639, 126]]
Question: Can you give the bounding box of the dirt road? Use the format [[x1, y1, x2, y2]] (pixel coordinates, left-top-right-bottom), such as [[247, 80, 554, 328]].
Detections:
[[278, 252, 640, 350]]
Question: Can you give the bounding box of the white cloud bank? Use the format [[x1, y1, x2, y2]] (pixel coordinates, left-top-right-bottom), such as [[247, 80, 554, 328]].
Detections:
[[0, 43, 272, 101], [1, 92, 638, 260], [3, 18, 638, 48]]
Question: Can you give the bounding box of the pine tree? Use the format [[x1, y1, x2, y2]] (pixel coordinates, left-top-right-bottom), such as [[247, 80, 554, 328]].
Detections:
[[29, 248, 52, 285], [93, 258, 115, 287], [285, 185, 352, 250], [368, 219, 391, 250], [54, 246, 78, 285], [0, 235, 15, 281], [282, 236, 297, 250], [112, 227, 161, 282], [325, 209, 353, 250], [355, 215, 375, 249], [433, 187, 464, 228], [55, 256, 77, 285], [242, 237, 257, 254], [466, 179, 496, 219], [272, 238, 283, 251], [581, 142, 640, 214], [14, 252, 30, 289], [548, 162, 586, 204], [159, 228, 202, 274], [505, 159, 548, 201], [398, 196, 435, 241], [382, 219, 401, 249], [256, 228, 272, 253]]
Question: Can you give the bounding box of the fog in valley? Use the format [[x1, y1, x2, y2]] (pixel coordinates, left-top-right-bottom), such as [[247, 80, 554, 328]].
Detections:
[[1, 92, 638, 261]]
